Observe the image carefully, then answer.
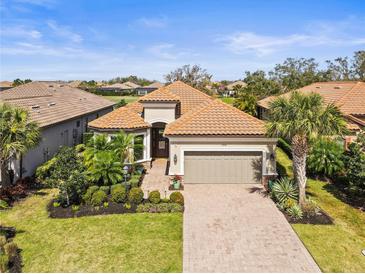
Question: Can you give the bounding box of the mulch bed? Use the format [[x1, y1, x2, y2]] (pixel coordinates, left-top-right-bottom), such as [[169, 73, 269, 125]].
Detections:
[[283, 209, 333, 225], [0, 176, 40, 207], [48, 201, 138, 218]]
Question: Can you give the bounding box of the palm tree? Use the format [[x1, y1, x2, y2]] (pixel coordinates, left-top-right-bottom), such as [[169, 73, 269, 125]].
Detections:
[[233, 91, 257, 116], [111, 130, 143, 164], [86, 151, 123, 185], [83, 134, 111, 168], [0, 104, 40, 187], [266, 92, 347, 206]]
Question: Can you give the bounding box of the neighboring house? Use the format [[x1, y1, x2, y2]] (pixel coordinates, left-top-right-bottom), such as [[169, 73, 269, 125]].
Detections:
[[0, 81, 115, 181], [136, 82, 164, 96], [257, 81, 365, 144], [226, 80, 247, 96], [98, 82, 139, 93], [89, 81, 277, 185], [0, 81, 13, 91]]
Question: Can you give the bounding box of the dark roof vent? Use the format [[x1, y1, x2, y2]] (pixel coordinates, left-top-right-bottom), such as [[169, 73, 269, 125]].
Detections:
[[31, 105, 40, 109], [316, 86, 321, 89], [334, 86, 341, 89], [48, 102, 56, 107]]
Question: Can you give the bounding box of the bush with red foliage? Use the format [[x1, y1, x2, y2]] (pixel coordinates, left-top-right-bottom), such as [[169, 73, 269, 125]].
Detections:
[[0, 177, 35, 205]]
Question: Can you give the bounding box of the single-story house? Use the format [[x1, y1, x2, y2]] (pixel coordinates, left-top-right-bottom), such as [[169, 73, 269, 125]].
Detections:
[[225, 80, 247, 96], [0, 81, 13, 91], [98, 82, 140, 94], [0, 81, 115, 182], [123, 81, 141, 89], [257, 81, 365, 144], [136, 82, 164, 96], [89, 81, 277, 185]]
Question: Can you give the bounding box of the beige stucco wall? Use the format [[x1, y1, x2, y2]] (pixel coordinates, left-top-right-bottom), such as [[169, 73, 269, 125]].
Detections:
[[142, 102, 177, 124], [167, 136, 277, 177]]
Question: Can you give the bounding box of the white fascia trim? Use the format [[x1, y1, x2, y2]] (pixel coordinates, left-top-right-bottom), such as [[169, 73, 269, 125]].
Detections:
[[168, 136, 278, 144]]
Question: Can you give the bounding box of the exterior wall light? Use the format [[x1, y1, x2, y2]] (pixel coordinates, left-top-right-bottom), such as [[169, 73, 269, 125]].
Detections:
[[173, 154, 178, 165]]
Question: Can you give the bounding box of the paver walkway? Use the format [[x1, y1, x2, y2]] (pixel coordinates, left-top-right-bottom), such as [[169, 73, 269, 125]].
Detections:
[[183, 184, 320, 273], [141, 158, 182, 199]]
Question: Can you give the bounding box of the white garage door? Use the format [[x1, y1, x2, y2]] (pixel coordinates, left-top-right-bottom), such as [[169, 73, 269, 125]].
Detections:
[[184, 151, 262, 184]]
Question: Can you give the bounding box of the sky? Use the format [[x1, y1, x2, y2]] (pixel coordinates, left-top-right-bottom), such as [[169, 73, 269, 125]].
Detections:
[[0, 0, 365, 81]]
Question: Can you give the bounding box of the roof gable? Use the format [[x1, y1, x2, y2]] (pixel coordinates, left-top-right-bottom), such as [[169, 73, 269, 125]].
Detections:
[[139, 86, 180, 102], [165, 99, 265, 136]]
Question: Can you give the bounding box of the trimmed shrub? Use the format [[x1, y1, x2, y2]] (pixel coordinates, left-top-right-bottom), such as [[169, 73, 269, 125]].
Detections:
[[111, 185, 127, 203], [170, 192, 184, 205], [90, 190, 107, 206], [83, 185, 99, 204], [129, 175, 140, 188], [128, 187, 144, 204], [148, 190, 161, 204], [136, 202, 184, 213], [100, 186, 110, 195], [161, 198, 170, 203], [169, 203, 183, 212]]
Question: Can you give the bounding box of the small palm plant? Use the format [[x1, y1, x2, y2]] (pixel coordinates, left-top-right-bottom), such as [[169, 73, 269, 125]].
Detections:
[[83, 134, 111, 168], [87, 151, 123, 185], [271, 177, 298, 205], [308, 138, 344, 178]]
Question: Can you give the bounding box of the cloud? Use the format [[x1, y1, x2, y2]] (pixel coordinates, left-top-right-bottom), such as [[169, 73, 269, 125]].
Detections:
[[148, 43, 176, 59], [219, 17, 365, 56], [0, 25, 42, 39], [133, 17, 167, 28], [13, 0, 56, 8], [47, 20, 83, 43]]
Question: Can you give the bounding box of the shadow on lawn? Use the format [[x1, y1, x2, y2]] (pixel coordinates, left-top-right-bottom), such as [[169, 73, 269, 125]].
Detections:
[[322, 183, 365, 211]]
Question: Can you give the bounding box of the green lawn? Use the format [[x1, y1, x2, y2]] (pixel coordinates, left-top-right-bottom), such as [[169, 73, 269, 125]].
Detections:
[[103, 96, 139, 104], [0, 189, 182, 272], [219, 97, 235, 105], [276, 148, 365, 272]]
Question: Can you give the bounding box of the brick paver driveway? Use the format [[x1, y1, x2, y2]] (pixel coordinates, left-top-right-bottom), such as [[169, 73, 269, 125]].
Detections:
[[183, 184, 320, 272]]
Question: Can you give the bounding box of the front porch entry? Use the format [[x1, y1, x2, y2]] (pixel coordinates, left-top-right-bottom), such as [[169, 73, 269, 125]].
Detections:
[[151, 122, 169, 158]]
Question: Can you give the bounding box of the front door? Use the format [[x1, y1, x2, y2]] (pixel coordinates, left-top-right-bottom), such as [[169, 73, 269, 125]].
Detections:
[[152, 127, 169, 158]]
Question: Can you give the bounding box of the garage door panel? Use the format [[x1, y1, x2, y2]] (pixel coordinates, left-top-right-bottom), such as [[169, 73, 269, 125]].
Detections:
[[184, 151, 262, 184]]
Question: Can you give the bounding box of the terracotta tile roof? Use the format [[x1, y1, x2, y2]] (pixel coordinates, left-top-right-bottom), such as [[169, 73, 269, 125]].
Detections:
[[0, 82, 115, 128], [145, 81, 164, 88], [101, 83, 132, 89], [0, 81, 13, 88], [258, 81, 365, 116], [139, 86, 180, 102], [164, 99, 265, 136], [88, 106, 150, 130], [123, 81, 140, 88], [125, 101, 144, 113]]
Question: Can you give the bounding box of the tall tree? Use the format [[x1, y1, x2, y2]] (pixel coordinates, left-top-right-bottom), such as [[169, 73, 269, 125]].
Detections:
[[269, 58, 330, 91], [164, 64, 212, 92], [243, 70, 282, 99], [352, 50, 365, 80], [0, 104, 40, 187], [266, 92, 347, 206]]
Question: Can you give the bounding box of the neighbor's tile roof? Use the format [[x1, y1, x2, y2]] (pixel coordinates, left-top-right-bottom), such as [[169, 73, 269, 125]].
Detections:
[[144, 81, 164, 88], [164, 99, 265, 136], [0, 81, 13, 88], [0, 81, 115, 128], [101, 83, 132, 89], [227, 80, 247, 90], [257, 81, 365, 116], [88, 106, 150, 130], [123, 81, 140, 88], [139, 86, 181, 102]]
